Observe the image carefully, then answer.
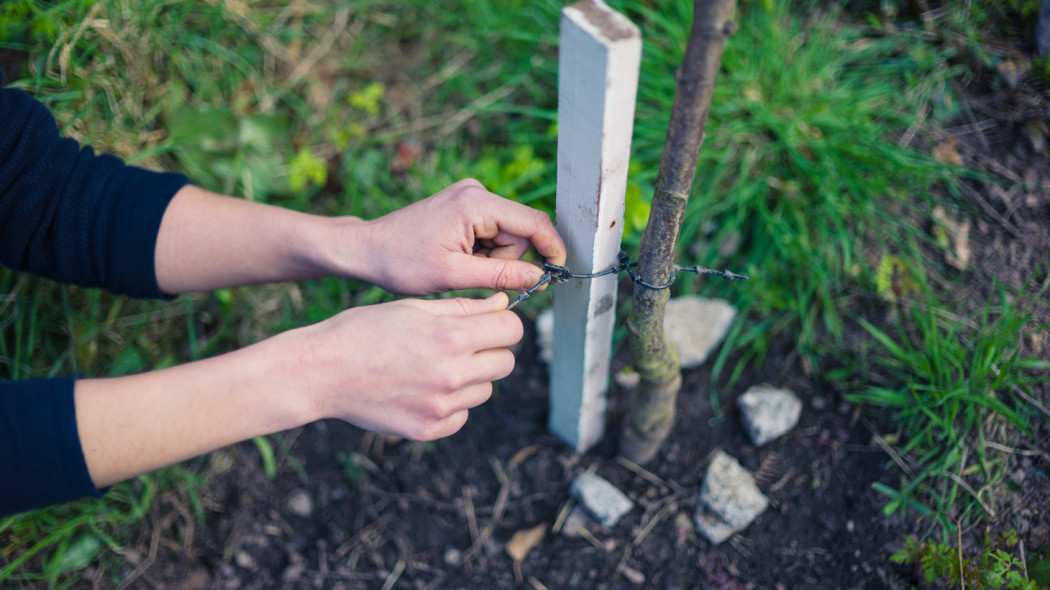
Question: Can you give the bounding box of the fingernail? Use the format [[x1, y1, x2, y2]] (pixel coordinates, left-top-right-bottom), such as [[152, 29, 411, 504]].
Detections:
[[527, 268, 545, 284], [484, 293, 503, 304]]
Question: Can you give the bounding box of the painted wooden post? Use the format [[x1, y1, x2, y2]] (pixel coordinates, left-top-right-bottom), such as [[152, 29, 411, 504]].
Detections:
[[549, 0, 641, 452]]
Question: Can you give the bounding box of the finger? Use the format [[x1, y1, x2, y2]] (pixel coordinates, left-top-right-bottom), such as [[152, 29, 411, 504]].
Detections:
[[447, 254, 546, 291], [467, 347, 516, 384], [402, 292, 510, 317], [415, 409, 471, 441], [471, 192, 567, 266], [474, 231, 532, 260], [447, 380, 497, 411], [425, 305, 522, 352]]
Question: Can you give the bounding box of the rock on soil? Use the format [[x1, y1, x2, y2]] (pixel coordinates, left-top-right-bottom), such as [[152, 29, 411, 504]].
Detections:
[[695, 450, 769, 544], [663, 296, 737, 368], [738, 384, 803, 446], [535, 308, 554, 364], [569, 472, 634, 527], [535, 296, 736, 369], [284, 489, 314, 517]]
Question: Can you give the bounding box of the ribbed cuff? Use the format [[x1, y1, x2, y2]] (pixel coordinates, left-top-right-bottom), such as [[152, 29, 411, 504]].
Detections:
[[0, 376, 102, 516]]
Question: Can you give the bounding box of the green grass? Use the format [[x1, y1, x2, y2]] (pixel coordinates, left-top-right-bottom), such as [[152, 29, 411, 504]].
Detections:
[[2, 0, 1047, 584], [849, 281, 1050, 537], [892, 529, 1048, 589]]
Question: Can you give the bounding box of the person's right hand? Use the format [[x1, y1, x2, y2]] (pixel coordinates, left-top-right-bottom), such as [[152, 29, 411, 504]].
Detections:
[[282, 291, 521, 440]]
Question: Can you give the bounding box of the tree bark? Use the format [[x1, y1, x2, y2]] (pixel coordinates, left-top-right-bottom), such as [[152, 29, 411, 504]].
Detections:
[[620, 0, 737, 465]]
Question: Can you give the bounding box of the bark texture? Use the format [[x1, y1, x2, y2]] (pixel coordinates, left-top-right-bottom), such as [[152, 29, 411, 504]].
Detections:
[[620, 0, 737, 465]]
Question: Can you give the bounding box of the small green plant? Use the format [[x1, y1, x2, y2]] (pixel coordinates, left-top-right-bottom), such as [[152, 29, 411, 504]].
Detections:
[[850, 284, 1050, 535], [892, 530, 1044, 589]]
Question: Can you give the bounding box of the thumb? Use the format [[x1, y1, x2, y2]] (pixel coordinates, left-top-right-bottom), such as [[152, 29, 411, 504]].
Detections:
[[449, 256, 545, 292], [411, 292, 510, 317]]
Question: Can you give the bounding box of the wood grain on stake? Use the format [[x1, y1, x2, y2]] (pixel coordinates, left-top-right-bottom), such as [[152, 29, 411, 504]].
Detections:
[[549, 0, 641, 452]]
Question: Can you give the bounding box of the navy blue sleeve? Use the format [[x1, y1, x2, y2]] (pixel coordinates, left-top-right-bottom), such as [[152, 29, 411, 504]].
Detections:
[[0, 69, 189, 298], [0, 377, 101, 515], [0, 71, 191, 515]]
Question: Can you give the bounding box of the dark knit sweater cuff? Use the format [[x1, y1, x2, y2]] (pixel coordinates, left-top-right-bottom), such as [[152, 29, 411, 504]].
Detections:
[[93, 168, 188, 299], [0, 376, 101, 515]]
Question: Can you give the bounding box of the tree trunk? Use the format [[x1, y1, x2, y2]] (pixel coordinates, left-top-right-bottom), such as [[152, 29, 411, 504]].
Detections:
[[620, 0, 737, 465]]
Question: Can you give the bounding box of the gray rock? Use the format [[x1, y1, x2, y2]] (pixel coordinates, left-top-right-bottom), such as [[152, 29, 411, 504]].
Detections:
[[285, 489, 314, 518], [443, 547, 462, 566], [694, 450, 768, 544], [569, 472, 634, 527], [663, 296, 736, 369], [1038, 0, 1050, 57], [613, 369, 641, 389], [234, 550, 257, 570], [738, 384, 803, 446], [535, 308, 554, 364], [539, 296, 735, 370]]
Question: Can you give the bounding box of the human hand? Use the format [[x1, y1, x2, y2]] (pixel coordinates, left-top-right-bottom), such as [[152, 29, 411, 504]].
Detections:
[[353, 178, 566, 295], [287, 292, 521, 440]]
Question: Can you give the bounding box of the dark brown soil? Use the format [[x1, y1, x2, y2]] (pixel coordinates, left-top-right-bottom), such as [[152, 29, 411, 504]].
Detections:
[[98, 328, 912, 590]]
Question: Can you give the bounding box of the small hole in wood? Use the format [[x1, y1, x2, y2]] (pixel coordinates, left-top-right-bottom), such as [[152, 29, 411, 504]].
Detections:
[[609, 220, 617, 229]]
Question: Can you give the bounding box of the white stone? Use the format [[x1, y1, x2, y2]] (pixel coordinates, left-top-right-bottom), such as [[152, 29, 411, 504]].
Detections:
[[569, 472, 634, 527], [694, 450, 768, 544], [539, 296, 736, 370], [536, 308, 554, 365], [663, 296, 736, 369], [738, 384, 803, 446], [613, 368, 641, 389], [234, 550, 257, 570], [285, 489, 314, 518]]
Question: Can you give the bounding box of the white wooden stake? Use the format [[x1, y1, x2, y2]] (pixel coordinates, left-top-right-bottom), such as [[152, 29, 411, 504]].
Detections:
[[549, 0, 641, 453]]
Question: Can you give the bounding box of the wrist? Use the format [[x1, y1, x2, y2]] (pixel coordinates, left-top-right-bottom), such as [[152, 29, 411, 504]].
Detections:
[[245, 328, 330, 427], [310, 215, 375, 282]]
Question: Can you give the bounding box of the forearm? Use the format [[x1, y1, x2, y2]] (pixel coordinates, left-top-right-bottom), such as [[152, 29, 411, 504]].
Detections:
[[72, 292, 520, 490], [74, 332, 317, 487], [154, 184, 365, 294]]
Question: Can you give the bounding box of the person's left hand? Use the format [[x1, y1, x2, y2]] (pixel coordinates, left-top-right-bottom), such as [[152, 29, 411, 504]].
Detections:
[[351, 178, 566, 295]]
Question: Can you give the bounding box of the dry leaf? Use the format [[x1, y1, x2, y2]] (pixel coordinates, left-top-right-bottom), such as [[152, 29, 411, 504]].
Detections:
[[995, 58, 1030, 89], [932, 206, 972, 271], [505, 523, 547, 564], [932, 137, 964, 167]]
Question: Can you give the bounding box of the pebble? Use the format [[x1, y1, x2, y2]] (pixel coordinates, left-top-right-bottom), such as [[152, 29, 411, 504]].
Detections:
[[569, 472, 634, 527], [535, 309, 554, 364], [234, 550, 256, 570], [285, 489, 314, 518], [614, 369, 641, 389], [663, 296, 737, 368], [694, 450, 769, 544], [443, 547, 462, 566], [738, 384, 803, 446]]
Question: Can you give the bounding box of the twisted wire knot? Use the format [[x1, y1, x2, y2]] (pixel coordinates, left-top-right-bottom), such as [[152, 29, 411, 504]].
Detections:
[[507, 250, 748, 310]]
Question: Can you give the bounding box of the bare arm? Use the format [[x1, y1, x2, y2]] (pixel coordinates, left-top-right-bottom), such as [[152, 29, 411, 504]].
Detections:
[[154, 179, 567, 295], [76, 293, 519, 488], [78, 177, 564, 488]]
